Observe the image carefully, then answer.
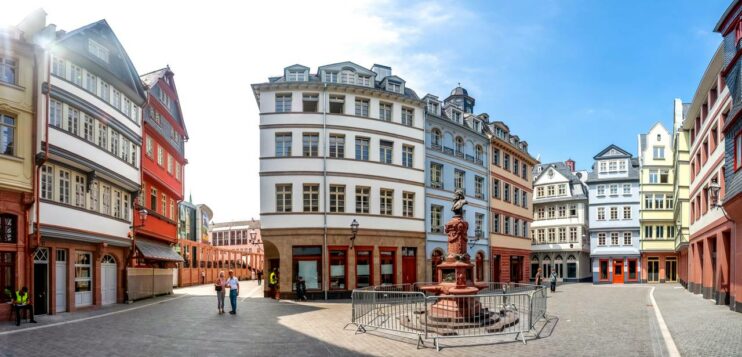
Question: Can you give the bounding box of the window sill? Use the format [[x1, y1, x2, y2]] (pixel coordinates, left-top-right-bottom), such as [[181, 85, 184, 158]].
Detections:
[[0, 81, 25, 91], [0, 154, 24, 163]]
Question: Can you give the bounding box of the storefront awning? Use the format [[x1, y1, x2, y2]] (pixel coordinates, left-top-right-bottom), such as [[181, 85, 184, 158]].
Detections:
[[136, 238, 184, 262]]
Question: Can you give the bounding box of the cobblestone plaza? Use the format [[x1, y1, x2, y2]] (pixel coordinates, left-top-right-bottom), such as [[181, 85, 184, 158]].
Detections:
[[2, 281, 740, 356]]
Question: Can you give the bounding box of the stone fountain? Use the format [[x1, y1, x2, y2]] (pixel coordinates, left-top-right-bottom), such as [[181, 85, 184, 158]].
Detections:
[[401, 189, 519, 334]]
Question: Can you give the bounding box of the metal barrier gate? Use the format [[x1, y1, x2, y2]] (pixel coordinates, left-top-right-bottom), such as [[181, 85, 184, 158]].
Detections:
[[348, 283, 548, 351]]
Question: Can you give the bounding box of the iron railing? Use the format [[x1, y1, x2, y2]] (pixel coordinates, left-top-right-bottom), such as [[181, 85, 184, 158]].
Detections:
[[348, 282, 548, 351]]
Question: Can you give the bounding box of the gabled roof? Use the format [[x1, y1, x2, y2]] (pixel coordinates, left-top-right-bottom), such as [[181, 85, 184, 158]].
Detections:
[[317, 61, 376, 76], [139, 66, 189, 139], [55, 19, 147, 105], [382, 75, 405, 83], [593, 144, 632, 160], [285, 64, 309, 70]]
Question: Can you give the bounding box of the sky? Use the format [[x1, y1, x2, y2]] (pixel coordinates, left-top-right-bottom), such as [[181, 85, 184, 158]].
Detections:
[[2, 0, 732, 221]]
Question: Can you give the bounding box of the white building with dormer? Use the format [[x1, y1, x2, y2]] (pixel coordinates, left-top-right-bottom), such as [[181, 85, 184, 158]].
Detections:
[[531, 160, 591, 282], [253, 62, 426, 299]]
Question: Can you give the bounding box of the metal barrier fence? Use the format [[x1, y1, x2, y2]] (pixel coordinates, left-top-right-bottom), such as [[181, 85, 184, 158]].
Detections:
[[348, 282, 548, 351]]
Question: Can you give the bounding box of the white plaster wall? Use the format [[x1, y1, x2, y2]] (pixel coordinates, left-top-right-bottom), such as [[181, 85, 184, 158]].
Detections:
[[48, 129, 139, 184], [41, 202, 130, 238], [52, 78, 141, 135]]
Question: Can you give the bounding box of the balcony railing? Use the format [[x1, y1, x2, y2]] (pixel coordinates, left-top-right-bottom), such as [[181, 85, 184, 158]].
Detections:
[[430, 182, 443, 189], [443, 146, 454, 156], [430, 145, 485, 167]]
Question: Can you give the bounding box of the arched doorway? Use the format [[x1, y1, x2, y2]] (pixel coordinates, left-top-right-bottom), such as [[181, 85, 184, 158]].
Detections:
[[542, 256, 552, 277], [554, 255, 564, 281], [531, 256, 540, 281], [431, 249, 443, 282], [262, 239, 280, 297], [101, 255, 117, 305]]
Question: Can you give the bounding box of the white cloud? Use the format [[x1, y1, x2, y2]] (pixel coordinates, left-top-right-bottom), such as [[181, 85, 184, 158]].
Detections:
[[6, 0, 479, 221]]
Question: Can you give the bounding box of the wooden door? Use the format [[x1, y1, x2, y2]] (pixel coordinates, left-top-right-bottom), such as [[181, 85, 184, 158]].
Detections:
[[402, 256, 416, 286], [613, 260, 624, 284]]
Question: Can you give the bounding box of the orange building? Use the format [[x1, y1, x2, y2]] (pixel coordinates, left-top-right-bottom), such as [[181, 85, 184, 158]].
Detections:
[[487, 121, 538, 283]]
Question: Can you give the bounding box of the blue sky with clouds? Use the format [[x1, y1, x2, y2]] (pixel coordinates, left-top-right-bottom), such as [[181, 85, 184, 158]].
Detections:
[[397, 0, 729, 170], [2, 0, 733, 220]]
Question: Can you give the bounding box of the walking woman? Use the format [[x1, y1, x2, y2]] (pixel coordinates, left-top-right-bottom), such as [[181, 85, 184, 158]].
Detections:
[[215, 271, 227, 314], [534, 268, 543, 287]]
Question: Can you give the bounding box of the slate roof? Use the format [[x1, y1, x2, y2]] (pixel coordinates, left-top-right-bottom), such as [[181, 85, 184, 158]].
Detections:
[[533, 162, 589, 202]]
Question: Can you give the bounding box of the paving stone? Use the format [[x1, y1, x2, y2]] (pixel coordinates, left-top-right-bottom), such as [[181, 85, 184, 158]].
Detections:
[[0, 282, 738, 356]]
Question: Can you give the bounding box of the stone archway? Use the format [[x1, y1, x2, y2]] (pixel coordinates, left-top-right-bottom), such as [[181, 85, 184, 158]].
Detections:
[[262, 239, 280, 297]]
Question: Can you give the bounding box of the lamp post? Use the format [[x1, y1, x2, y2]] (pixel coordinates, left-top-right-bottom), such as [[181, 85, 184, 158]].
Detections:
[[709, 180, 721, 207], [350, 219, 359, 249], [468, 227, 482, 251]]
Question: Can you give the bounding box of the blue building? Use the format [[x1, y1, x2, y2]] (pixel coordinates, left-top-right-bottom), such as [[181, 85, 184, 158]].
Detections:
[[423, 88, 490, 282], [587, 145, 641, 284]]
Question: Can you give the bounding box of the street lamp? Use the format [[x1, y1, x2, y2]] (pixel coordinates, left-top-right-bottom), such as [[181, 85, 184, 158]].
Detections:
[[468, 227, 482, 250], [708, 180, 721, 207], [350, 219, 359, 249], [130, 208, 148, 229]]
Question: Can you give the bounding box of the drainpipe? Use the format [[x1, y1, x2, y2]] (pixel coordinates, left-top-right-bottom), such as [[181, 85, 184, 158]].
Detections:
[[35, 42, 52, 249], [322, 83, 328, 301]]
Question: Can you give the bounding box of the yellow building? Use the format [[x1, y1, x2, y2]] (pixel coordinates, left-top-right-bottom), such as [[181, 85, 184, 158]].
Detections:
[[0, 20, 38, 313], [670, 98, 691, 286], [638, 120, 678, 283]]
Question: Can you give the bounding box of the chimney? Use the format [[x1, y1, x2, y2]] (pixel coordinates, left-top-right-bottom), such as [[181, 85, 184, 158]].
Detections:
[[565, 159, 575, 172]]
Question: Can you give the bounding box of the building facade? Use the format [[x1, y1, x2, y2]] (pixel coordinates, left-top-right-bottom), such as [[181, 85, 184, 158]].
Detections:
[[638, 122, 678, 283], [683, 44, 734, 306], [133, 66, 188, 268], [33, 18, 147, 313], [423, 89, 489, 283], [587, 145, 641, 284], [253, 62, 426, 299], [531, 161, 591, 282], [0, 20, 37, 317], [210, 219, 264, 271], [487, 121, 537, 283], [714, 0, 742, 313], [671, 99, 691, 286]]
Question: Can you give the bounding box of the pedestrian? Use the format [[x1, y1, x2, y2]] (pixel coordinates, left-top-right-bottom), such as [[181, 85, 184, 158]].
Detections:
[[295, 276, 307, 301], [12, 286, 37, 326], [269, 268, 279, 300], [534, 268, 543, 286], [201, 270, 206, 284], [225, 270, 240, 314], [215, 271, 227, 314], [257, 270, 263, 286], [549, 270, 557, 292]]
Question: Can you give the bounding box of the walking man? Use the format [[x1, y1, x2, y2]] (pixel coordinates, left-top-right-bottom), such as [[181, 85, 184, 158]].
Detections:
[[257, 270, 263, 286], [225, 270, 240, 314], [549, 270, 557, 292]]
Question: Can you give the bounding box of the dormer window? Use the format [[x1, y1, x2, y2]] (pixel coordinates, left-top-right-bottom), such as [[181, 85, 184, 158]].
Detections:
[[474, 120, 481, 132], [287, 70, 306, 82], [453, 111, 461, 123], [340, 69, 356, 84], [427, 102, 439, 115], [656, 134, 661, 141], [358, 75, 371, 86], [387, 81, 402, 93], [496, 127, 506, 139], [325, 71, 339, 83]]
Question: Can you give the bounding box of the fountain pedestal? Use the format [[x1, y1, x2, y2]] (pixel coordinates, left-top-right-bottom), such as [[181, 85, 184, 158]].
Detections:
[[419, 216, 488, 321]]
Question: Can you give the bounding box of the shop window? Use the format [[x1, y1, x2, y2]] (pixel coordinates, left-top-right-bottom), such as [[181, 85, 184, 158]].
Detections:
[[356, 249, 373, 288], [293, 246, 322, 290], [627, 259, 638, 281], [599, 259, 609, 281], [0, 252, 15, 303], [380, 249, 396, 285], [329, 248, 347, 290]]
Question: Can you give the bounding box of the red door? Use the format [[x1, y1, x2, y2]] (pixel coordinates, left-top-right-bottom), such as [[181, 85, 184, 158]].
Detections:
[[402, 256, 416, 286], [613, 260, 624, 284]]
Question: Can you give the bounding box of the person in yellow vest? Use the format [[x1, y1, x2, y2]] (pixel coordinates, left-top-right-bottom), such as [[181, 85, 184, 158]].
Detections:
[[269, 268, 279, 300], [13, 286, 37, 326]]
